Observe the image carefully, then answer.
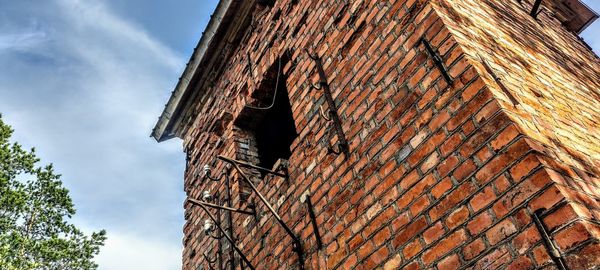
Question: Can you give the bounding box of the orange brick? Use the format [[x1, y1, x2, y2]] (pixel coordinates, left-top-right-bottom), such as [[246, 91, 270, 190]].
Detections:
[[469, 186, 495, 212], [486, 219, 517, 245], [392, 216, 427, 249], [445, 206, 470, 229], [431, 177, 453, 199], [512, 226, 541, 254], [467, 212, 494, 235], [383, 254, 402, 270], [491, 124, 521, 151], [554, 222, 592, 251], [531, 245, 552, 266], [437, 254, 461, 270], [403, 239, 423, 259], [423, 221, 445, 244], [422, 229, 466, 264], [509, 153, 541, 181], [462, 238, 486, 260], [506, 256, 534, 270]]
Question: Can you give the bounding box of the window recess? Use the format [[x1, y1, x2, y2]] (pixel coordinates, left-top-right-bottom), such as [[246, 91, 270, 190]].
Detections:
[[234, 55, 298, 173]]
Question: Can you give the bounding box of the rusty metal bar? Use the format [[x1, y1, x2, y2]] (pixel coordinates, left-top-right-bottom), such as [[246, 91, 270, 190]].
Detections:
[[203, 252, 218, 264], [480, 57, 520, 106], [305, 195, 323, 249], [224, 174, 236, 270], [224, 157, 287, 178], [203, 252, 217, 270], [188, 198, 256, 216], [531, 0, 543, 18], [218, 155, 305, 270], [419, 38, 454, 84], [217, 207, 224, 270], [190, 199, 256, 270], [532, 209, 568, 270], [306, 50, 349, 157]]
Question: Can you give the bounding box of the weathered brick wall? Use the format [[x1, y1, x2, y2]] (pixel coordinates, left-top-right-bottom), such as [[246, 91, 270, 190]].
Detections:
[[178, 0, 600, 269], [429, 0, 600, 268]]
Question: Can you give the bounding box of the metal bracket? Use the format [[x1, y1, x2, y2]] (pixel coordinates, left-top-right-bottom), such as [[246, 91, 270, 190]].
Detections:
[[218, 155, 305, 270], [319, 105, 333, 122], [223, 174, 237, 270], [327, 142, 345, 155], [304, 195, 323, 249], [532, 209, 568, 270], [222, 156, 288, 178], [479, 56, 520, 106], [418, 38, 454, 85], [188, 199, 256, 270], [188, 198, 256, 216], [203, 166, 226, 182], [530, 0, 543, 18], [311, 82, 323, 90], [306, 50, 350, 157], [516, 0, 543, 18], [203, 252, 218, 270]]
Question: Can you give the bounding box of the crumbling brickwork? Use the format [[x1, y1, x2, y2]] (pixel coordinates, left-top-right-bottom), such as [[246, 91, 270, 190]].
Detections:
[[154, 0, 600, 269]]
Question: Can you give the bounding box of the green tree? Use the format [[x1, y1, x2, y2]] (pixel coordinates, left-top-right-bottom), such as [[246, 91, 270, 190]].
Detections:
[[0, 115, 106, 269]]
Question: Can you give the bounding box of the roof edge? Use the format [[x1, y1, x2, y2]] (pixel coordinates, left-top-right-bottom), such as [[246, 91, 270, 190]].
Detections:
[[151, 0, 235, 142], [574, 0, 599, 34]]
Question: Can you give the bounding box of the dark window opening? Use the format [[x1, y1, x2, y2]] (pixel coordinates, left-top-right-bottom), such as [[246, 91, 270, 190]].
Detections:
[[254, 75, 297, 170], [257, 0, 275, 7], [234, 55, 298, 172]]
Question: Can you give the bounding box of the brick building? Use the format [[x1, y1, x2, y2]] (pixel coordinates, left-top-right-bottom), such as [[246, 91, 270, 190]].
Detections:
[[152, 0, 600, 269]]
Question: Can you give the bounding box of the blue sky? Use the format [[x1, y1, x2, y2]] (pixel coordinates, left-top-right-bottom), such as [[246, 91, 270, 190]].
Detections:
[[0, 1, 598, 269]]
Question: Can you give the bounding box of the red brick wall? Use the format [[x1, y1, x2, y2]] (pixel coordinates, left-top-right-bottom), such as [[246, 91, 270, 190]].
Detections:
[[179, 0, 600, 269], [430, 0, 600, 268]]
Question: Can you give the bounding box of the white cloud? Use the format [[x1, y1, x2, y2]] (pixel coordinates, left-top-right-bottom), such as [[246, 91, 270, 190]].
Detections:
[[95, 231, 182, 270], [0, 31, 47, 52], [56, 0, 182, 71]]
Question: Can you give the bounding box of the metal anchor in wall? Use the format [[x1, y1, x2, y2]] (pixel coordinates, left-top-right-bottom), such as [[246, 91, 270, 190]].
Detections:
[[306, 49, 350, 157], [418, 38, 454, 85], [202, 251, 218, 270]]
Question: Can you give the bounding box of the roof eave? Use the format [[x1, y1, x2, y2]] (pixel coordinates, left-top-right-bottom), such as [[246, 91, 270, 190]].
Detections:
[[151, 0, 236, 142]]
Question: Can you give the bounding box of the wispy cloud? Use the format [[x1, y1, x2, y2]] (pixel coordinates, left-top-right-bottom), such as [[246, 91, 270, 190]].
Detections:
[[0, 17, 50, 56], [0, 31, 47, 52], [56, 0, 182, 71]]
